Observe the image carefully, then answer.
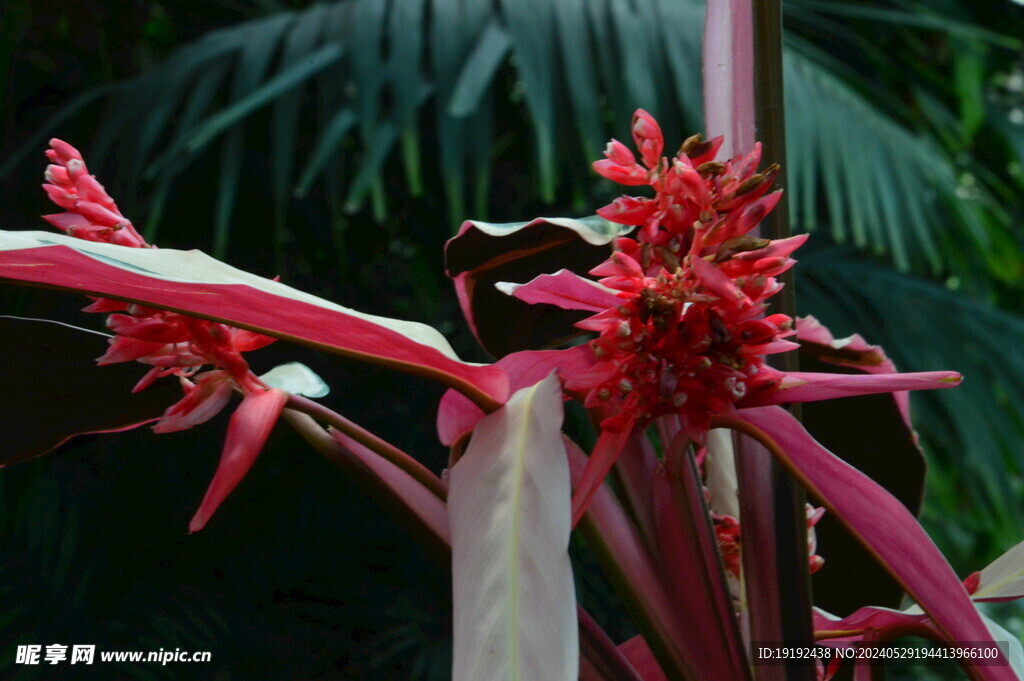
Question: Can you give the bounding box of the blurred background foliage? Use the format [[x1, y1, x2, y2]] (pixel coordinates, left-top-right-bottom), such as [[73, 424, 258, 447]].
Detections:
[[2, 0, 1024, 678]]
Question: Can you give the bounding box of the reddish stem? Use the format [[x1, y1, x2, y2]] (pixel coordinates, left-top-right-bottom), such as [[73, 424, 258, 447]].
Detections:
[[285, 393, 447, 500]]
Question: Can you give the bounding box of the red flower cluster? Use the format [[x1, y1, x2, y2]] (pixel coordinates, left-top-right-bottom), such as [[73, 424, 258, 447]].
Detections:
[[568, 111, 804, 439], [713, 504, 823, 579], [594, 113, 780, 253], [480, 110, 959, 524], [43, 139, 148, 247], [41, 140, 285, 530]]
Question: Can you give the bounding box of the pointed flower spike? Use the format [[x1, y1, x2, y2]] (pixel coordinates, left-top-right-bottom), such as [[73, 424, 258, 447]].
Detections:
[[189, 388, 288, 532], [497, 269, 622, 313], [742, 370, 962, 406]]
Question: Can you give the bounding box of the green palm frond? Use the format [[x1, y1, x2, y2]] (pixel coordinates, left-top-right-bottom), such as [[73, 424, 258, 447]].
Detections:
[[798, 243, 1024, 565], [5, 0, 1018, 287], [785, 47, 1018, 283]]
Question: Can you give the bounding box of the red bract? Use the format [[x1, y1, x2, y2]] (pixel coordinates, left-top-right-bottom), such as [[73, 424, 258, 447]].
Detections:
[[40, 139, 282, 529]]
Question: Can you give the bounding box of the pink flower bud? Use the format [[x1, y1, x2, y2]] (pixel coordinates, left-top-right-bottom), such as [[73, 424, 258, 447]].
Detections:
[[65, 158, 87, 182], [596, 196, 657, 225], [75, 200, 124, 227], [592, 159, 649, 186], [631, 109, 664, 168], [736, 319, 777, 345], [44, 165, 70, 185], [48, 138, 83, 164], [603, 139, 636, 166], [42, 184, 77, 210], [75, 174, 118, 212]]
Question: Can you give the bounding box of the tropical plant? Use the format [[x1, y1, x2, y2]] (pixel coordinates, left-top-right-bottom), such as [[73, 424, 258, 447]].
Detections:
[[4, 0, 1024, 571], [3, 0, 1024, 676]]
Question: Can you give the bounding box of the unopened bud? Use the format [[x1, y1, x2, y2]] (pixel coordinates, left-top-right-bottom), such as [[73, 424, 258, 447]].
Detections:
[[604, 139, 636, 166], [696, 161, 726, 177], [45, 165, 69, 185], [64, 158, 87, 182], [715, 236, 771, 262], [680, 134, 703, 156]]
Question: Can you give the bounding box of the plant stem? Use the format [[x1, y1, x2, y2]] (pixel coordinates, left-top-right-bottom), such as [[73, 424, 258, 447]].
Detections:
[[285, 393, 447, 500]]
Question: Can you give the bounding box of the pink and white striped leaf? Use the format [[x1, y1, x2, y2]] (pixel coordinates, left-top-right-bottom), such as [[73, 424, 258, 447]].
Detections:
[[0, 231, 507, 410], [449, 373, 577, 681]]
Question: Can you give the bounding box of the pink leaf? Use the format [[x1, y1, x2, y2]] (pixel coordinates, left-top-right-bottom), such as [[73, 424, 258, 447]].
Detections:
[[579, 610, 645, 681], [652, 450, 751, 680], [795, 315, 913, 428], [571, 420, 637, 526], [619, 636, 668, 681], [794, 316, 932, 612], [445, 216, 628, 356], [566, 438, 697, 681], [737, 406, 1016, 680], [329, 427, 450, 551]]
